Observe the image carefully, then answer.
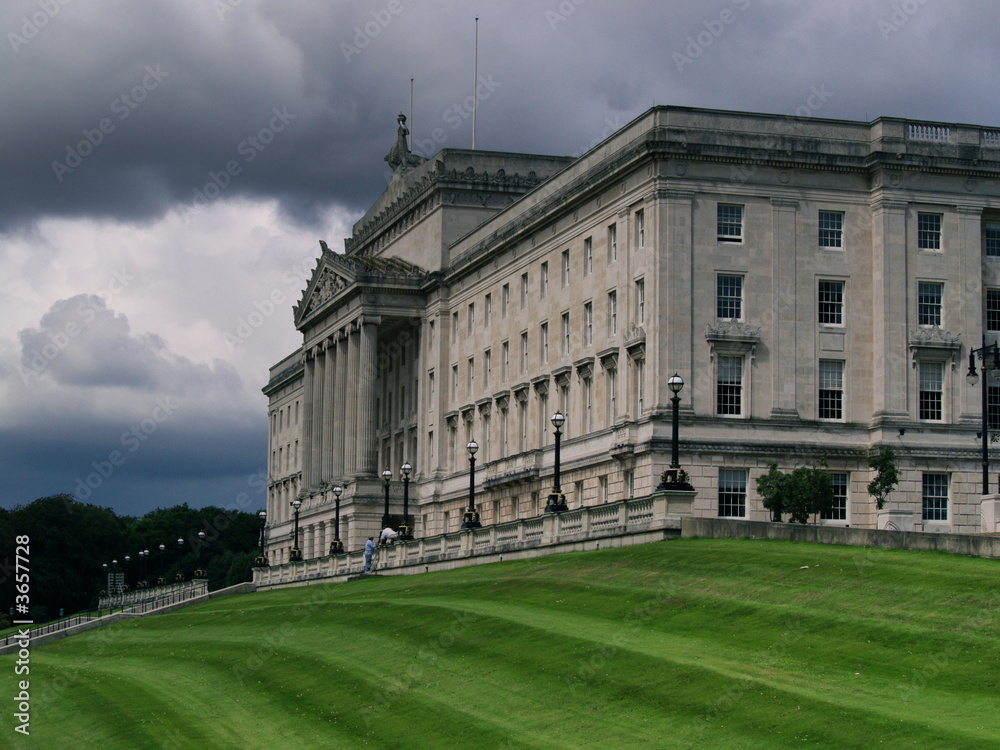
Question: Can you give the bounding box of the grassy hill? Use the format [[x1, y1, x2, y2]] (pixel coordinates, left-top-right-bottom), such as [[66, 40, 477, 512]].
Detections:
[[3, 538, 999, 749]]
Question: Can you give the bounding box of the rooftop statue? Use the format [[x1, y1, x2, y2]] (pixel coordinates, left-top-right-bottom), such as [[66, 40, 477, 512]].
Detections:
[[384, 113, 426, 174]]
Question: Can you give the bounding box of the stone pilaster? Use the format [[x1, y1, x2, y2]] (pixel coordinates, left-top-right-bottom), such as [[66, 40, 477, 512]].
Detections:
[[345, 324, 360, 477], [301, 351, 314, 490], [322, 337, 336, 482], [770, 198, 799, 418], [871, 198, 909, 420], [333, 331, 348, 480], [356, 316, 381, 476], [311, 343, 325, 487]]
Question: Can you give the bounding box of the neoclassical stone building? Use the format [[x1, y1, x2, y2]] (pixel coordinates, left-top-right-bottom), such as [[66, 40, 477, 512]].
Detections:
[[262, 106, 1000, 563]]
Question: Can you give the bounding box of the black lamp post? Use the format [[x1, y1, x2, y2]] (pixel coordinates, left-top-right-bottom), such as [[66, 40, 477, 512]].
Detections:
[[195, 530, 208, 577], [966, 338, 1000, 494], [463, 440, 482, 528], [290, 498, 302, 562], [329, 486, 344, 554], [101, 562, 108, 598], [400, 462, 413, 539], [381, 468, 393, 529], [659, 373, 694, 490], [252, 511, 268, 567], [175, 537, 185, 581], [157, 544, 166, 585], [545, 412, 568, 512], [123, 555, 131, 591], [111, 559, 121, 595]]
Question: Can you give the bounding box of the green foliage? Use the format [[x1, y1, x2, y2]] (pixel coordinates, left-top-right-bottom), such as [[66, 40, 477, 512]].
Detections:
[[868, 446, 900, 510], [755, 463, 835, 523]]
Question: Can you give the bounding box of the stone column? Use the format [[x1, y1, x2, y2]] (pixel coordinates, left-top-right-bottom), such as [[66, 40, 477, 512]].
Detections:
[[959, 206, 985, 422], [871, 198, 909, 420], [770, 198, 799, 418], [660, 191, 694, 413], [322, 337, 336, 482], [345, 325, 360, 477], [333, 332, 348, 480], [356, 316, 381, 476], [301, 350, 314, 490], [311, 344, 326, 487]]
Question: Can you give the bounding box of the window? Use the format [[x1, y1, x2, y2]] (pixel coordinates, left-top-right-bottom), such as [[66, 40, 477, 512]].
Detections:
[[484, 349, 492, 389], [716, 356, 743, 416], [918, 212, 942, 250], [484, 294, 492, 326], [988, 290, 1000, 332], [635, 278, 645, 325], [717, 204, 743, 242], [451, 311, 458, 343], [625, 470, 635, 498], [539, 392, 549, 447], [986, 221, 1000, 257], [818, 211, 844, 249], [818, 280, 845, 325], [718, 469, 747, 517], [922, 473, 949, 522], [502, 284, 510, 318], [821, 472, 848, 521], [428, 370, 435, 407], [540, 322, 549, 363], [599, 475, 609, 502], [540, 262, 549, 299], [636, 209, 645, 248], [918, 282, 943, 326], [919, 361, 943, 421], [608, 290, 618, 335], [500, 406, 509, 455], [636, 359, 645, 413], [502, 340, 509, 381], [584, 237, 593, 275], [520, 332, 528, 373], [451, 365, 458, 401], [561, 249, 570, 287], [518, 398, 528, 452], [521, 273, 528, 308], [818, 360, 844, 420], [716, 275, 743, 320], [607, 368, 617, 423], [468, 303, 475, 335], [583, 377, 593, 433], [428, 320, 435, 348], [608, 224, 618, 262], [561, 312, 570, 355], [990, 383, 1000, 431], [584, 302, 593, 345]]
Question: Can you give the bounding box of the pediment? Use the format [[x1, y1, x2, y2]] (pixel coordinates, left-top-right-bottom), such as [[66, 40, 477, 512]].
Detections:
[[294, 242, 357, 328]]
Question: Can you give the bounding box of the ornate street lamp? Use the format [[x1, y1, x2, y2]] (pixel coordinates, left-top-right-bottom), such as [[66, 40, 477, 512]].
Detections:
[[123, 555, 131, 591], [463, 440, 482, 528], [545, 412, 568, 512], [111, 559, 121, 595], [175, 538, 185, 581], [329, 486, 344, 554], [253, 511, 269, 567], [195, 530, 209, 577], [289, 498, 303, 562], [381, 468, 393, 529], [966, 338, 1000, 494], [400, 462, 414, 540], [659, 373, 694, 490], [157, 544, 166, 585]]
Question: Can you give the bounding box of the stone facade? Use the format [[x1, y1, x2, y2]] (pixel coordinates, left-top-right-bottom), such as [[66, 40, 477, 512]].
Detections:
[[263, 106, 1000, 563]]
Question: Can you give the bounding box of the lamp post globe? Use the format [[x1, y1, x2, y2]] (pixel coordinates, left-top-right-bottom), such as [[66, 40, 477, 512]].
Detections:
[[289, 498, 303, 562], [660, 373, 693, 489], [123, 555, 131, 591], [463, 440, 482, 528], [329, 486, 344, 554], [400, 462, 414, 540], [381, 469, 393, 529], [175, 538, 185, 581], [157, 544, 166, 585]]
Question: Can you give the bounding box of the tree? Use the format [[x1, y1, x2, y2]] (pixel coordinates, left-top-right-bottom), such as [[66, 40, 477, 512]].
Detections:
[[756, 463, 788, 522], [868, 446, 900, 510], [755, 463, 835, 524]]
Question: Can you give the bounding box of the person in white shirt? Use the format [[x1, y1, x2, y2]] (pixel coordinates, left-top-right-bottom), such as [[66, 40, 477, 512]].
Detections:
[[380, 526, 398, 545]]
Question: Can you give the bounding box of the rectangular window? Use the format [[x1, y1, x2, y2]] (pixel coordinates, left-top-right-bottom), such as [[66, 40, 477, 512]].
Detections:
[[540, 262, 549, 299], [561, 249, 570, 287], [584, 237, 593, 275], [521, 273, 528, 308], [484, 349, 492, 389], [607, 368, 617, 423], [919, 361, 943, 421], [468, 303, 475, 335], [818, 280, 845, 325], [518, 399, 528, 452], [986, 221, 1000, 257], [520, 332, 528, 373], [818, 360, 844, 420], [636, 359, 645, 413], [561, 312, 570, 355], [608, 224, 618, 262], [428, 320, 435, 348], [540, 322, 549, 364], [484, 293, 492, 326], [428, 370, 435, 407], [539, 392, 549, 448], [922, 473, 949, 522], [988, 290, 1000, 332], [718, 469, 747, 517], [918, 282, 943, 326], [990, 384, 1000, 431], [451, 365, 458, 401], [918, 212, 943, 250], [821, 472, 848, 521], [716, 275, 743, 320], [608, 290, 618, 335], [600, 475, 609, 502], [584, 302, 593, 345], [635, 278, 645, 325], [500, 407, 509, 455], [501, 341, 509, 381], [717, 204, 743, 242], [818, 211, 844, 249], [468, 357, 475, 393], [636, 209, 645, 248], [716, 356, 743, 416], [451, 311, 459, 343], [502, 284, 510, 318], [583, 377, 592, 433]]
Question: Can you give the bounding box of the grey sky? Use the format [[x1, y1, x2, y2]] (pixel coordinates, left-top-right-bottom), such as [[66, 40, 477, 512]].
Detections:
[[2, 0, 998, 515]]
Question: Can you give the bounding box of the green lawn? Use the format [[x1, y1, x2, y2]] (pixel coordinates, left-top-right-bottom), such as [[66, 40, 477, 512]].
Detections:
[[3, 538, 999, 749]]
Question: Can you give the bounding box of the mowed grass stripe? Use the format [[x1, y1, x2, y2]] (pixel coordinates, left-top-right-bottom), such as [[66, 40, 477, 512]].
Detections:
[[4, 538, 999, 749]]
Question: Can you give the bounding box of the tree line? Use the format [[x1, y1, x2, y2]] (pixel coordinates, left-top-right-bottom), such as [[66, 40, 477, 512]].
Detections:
[[0, 495, 263, 624]]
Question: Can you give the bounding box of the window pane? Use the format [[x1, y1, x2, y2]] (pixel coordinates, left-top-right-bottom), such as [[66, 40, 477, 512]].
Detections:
[[922, 473, 948, 521], [988, 290, 1000, 331], [717, 356, 743, 416], [718, 469, 747, 517], [718, 204, 743, 242], [918, 213, 942, 250], [821, 472, 848, 520], [818, 281, 844, 325], [918, 282, 942, 326], [986, 222, 1000, 257], [717, 275, 743, 319], [818, 211, 843, 248], [818, 360, 843, 420], [919, 361, 943, 420]]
